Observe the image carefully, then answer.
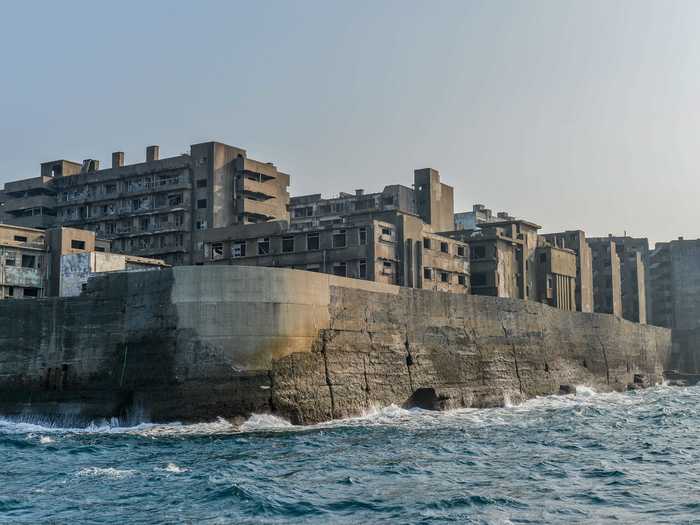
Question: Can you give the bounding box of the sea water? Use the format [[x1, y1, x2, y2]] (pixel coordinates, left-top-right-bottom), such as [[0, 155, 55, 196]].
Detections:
[[2, 385, 699, 524]]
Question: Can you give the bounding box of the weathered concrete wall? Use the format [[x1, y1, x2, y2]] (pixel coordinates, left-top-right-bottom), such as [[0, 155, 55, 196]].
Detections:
[[0, 266, 671, 424]]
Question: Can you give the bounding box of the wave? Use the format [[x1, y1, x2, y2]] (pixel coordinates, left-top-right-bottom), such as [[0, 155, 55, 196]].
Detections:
[[77, 467, 136, 479]]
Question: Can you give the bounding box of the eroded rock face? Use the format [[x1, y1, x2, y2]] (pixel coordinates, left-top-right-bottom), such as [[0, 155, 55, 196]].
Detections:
[[271, 286, 671, 424]]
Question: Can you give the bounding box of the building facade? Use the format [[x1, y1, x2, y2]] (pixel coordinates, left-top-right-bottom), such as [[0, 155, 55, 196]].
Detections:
[[588, 237, 623, 317], [541, 230, 594, 313], [0, 225, 48, 299], [1, 141, 290, 266], [535, 244, 577, 311]]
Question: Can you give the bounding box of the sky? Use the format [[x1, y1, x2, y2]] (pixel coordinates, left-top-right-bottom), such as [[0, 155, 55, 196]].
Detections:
[[1, 0, 699, 246]]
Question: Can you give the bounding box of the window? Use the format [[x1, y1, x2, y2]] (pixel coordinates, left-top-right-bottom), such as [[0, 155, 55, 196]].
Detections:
[[196, 179, 207, 188], [382, 261, 393, 274], [14, 235, 27, 242], [168, 194, 183, 206], [132, 199, 141, 210], [440, 242, 449, 254], [423, 238, 431, 250], [471, 246, 486, 259], [547, 276, 553, 289], [539, 253, 546, 263], [282, 236, 294, 253], [333, 263, 347, 277], [307, 232, 320, 250], [458, 274, 467, 286], [359, 259, 367, 279], [7, 287, 14, 297], [332, 230, 347, 248], [23, 287, 39, 297], [196, 220, 207, 230], [382, 196, 394, 206], [232, 242, 246, 257], [197, 199, 207, 209], [95, 246, 105, 253], [5, 258, 15, 266], [105, 183, 117, 194], [21, 255, 36, 268], [471, 273, 487, 286], [175, 214, 184, 226], [440, 272, 449, 283], [140, 217, 149, 231], [359, 228, 367, 245], [212, 242, 224, 259], [71, 240, 86, 250], [457, 246, 465, 257], [258, 238, 270, 255], [424, 268, 432, 280], [175, 234, 183, 246], [381, 227, 392, 236]]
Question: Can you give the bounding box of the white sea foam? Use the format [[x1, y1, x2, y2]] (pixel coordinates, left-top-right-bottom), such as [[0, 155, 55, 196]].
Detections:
[[575, 385, 598, 397], [239, 413, 293, 431], [77, 467, 135, 479], [163, 463, 188, 473], [39, 436, 54, 444]]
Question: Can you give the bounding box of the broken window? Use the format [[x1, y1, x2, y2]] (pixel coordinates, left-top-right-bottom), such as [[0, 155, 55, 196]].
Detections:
[[423, 238, 431, 250], [71, 240, 86, 250], [196, 179, 207, 188], [7, 287, 14, 297], [382, 261, 393, 274], [140, 217, 149, 231], [458, 274, 467, 286], [5, 258, 15, 266], [23, 287, 39, 297], [307, 232, 320, 250], [440, 242, 449, 254], [132, 199, 141, 211], [457, 246, 466, 257], [21, 255, 36, 268], [105, 183, 117, 194], [197, 199, 207, 209], [168, 194, 183, 206], [212, 242, 224, 259], [359, 259, 367, 279], [282, 236, 294, 253], [332, 230, 347, 249], [440, 271, 449, 283], [359, 228, 367, 245], [232, 242, 246, 257], [13, 235, 27, 242], [258, 238, 270, 255], [471, 246, 486, 259], [424, 267, 432, 280], [333, 263, 347, 277], [175, 214, 184, 226]]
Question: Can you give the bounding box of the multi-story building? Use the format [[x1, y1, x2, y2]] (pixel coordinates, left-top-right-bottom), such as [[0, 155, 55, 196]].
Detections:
[[588, 237, 622, 317], [0, 224, 164, 299], [195, 168, 469, 293], [535, 243, 577, 311], [0, 225, 48, 299], [446, 219, 541, 300], [0, 141, 290, 265], [454, 204, 509, 230], [540, 230, 594, 313]]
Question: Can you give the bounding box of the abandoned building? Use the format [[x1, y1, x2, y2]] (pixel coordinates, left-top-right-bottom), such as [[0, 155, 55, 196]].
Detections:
[[588, 237, 623, 317], [454, 204, 512, 231], [608, 236, 648, 324], [0, 224, 165, 299], [540, 230, 594, 313], [534, 242, 577, 311], [445, 218, 541, 301], [0, 141, 290, 266], [196, 169, 470, 292]]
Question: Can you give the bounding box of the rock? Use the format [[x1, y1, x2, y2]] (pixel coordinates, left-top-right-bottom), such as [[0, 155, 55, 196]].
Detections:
[[403, 387, 451, 411], [558, 385, 576, 395]]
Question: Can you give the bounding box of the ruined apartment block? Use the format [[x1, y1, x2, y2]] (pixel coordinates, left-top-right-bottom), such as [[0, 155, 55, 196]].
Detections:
[[0, 141, 290, 266], [541, 230, 594, 313], [0, 225, 47, 299], [535, 242, 577, 311], [588, 237, 623, 317]]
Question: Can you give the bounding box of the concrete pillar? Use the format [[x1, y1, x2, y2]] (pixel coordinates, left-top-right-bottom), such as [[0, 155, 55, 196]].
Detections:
[[146, 145, 160, 162]]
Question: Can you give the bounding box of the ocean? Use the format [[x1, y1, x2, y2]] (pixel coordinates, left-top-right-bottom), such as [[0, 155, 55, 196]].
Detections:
[[1, 385, 699, 524]]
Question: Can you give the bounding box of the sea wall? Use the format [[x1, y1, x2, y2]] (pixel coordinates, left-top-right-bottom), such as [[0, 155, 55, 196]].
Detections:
[[0, 266, 671, 424]]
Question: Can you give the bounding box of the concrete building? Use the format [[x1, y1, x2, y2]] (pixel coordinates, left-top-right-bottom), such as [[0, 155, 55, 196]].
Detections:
[[588, 237, 622, 317], [0, 224, 165, 299], [288, 168, 454, 233], [446, 219, 541, 300], [535, 243, 577, 311], [0, 141, 290, 266], [454, 204, 503, 230], [541, 230, 594, 313], [0, 225, 48, 299], [195, 216, 470, 293]]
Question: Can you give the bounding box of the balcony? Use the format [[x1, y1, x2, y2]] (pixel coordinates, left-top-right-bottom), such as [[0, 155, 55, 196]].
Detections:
[[240, 177, 276, 197], [2, 194, 56, 213], [241, 198, 283, 219], [1, 266, 45, 288]]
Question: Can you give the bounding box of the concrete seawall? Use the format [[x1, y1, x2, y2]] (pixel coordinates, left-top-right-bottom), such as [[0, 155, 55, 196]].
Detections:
[[0, 266, 671, 424]]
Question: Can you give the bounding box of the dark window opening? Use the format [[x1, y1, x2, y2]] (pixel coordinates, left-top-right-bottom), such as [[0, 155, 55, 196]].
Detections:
[[471, 246, 486, 259], [359, 260, 367, 278], [307, 233, 320, 250], [5, 258, 15, 266], [282, 236, 294, 253], [21, 255, 36, 268], [333, 263, 347, 277], [440, 242, 449, 254], [197, 199, 207, 209], [457, 246, 466, 257], [71, 239, 86, 250], [258, 238, 270, 255], [539, 253, 546, 263], [332, 231, 347, 249], [23, 287, 39, 297], [423, 238, 431, 250], [13, 235, 27, 242], [232, 242, 246, 257], [440, 272, 449, 283], [458, 274, 467, 286], [359, 228, 368, 245], [424, 268, 432, 280], [196, 179, 207, 188]]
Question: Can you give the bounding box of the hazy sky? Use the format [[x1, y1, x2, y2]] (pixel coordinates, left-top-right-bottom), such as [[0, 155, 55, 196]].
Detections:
[[1, 0, 699, 245]]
